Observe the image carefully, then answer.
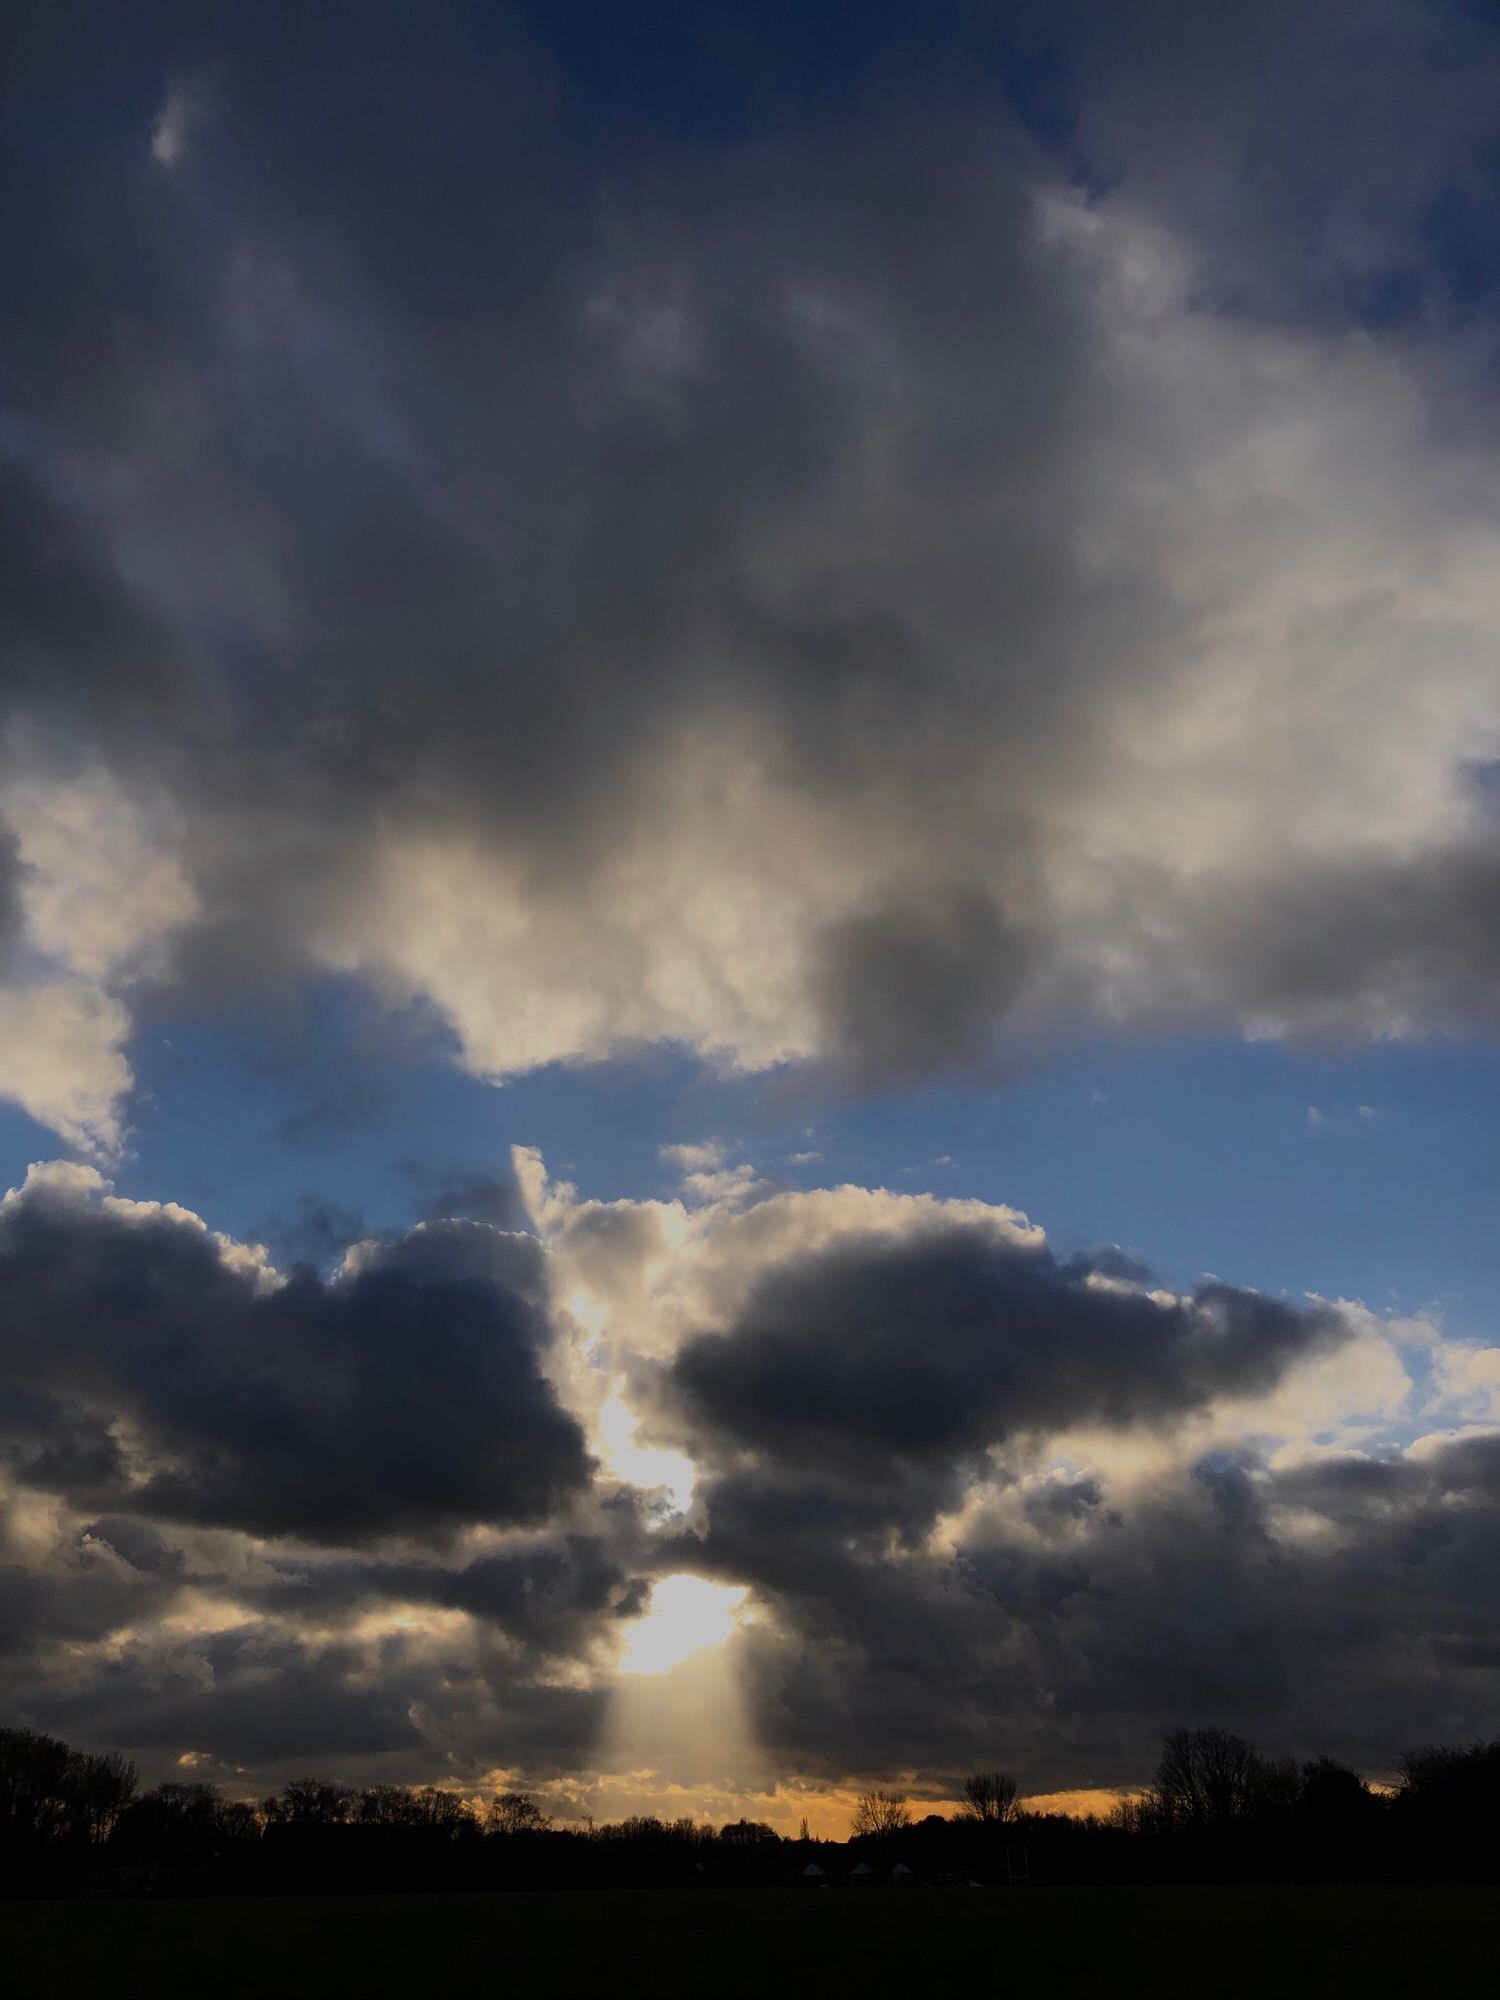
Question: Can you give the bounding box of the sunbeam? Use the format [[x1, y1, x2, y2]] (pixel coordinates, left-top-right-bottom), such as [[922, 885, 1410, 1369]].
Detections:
[[616, 1575, 746, 1677], [605, 1576, 768, 1810]]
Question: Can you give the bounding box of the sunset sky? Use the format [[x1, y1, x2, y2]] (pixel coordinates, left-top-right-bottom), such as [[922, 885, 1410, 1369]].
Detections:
[[4, 0, 1500, 1832]]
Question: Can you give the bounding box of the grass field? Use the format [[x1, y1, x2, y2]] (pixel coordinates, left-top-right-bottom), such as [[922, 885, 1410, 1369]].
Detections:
[[5, 1885, 1496, 1997]]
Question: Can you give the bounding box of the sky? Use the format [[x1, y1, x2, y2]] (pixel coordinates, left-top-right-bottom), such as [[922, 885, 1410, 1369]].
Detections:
[[2, 0, 1500, 1831]]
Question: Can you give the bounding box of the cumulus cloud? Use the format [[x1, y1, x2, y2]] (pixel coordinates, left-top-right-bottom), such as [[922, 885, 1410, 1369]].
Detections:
[[0, 984, 131, 1156], [0, 1163, 591, 1541], [0, 1146, 1494, 1794], [2, 4, 1500, 1142], [667, 1225, 1343, 1491]]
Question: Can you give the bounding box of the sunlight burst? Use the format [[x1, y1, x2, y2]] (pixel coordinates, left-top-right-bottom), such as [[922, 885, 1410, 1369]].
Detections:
[[616, 1574, 748, 1676]]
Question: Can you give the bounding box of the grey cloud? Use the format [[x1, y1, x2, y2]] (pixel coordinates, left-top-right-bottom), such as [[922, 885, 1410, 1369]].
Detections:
[[0, 818, 23, 975], [675, 1432, 1500, 1793], [0, 1556, 613, 1782], [814, 888, 1032, 1087], [0, 1545, 180, 1661], [34, 1628, 427, 1766], [1060, 0, 1500, 326], [0, 1383, 126, 1496], [1180, 845, 1500, 1036], [5, 5, 1497, 1113], [0, 1177, 591, 1542], [258, 1531, 652, 1660], [80, 1516, 185, 1577], [668, 1222, 1343, 1492], [405, 1165, 525, 1232], [252, 1194, 367, 1269]]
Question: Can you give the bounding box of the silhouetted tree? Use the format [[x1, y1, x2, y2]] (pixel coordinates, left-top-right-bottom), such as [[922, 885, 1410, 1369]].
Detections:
[[355, 1784, 476, 1835], [1397, 1739, 1500, 1859], [114, 1782, 262, 1872], [6, 1717, 1500, 1899], [1154, 1727, 1269, 1827], [487, 1791, 551, 1836], [851, 1789, 910, 1838], [0, 1730, 137, 1856], [263, 1779, 355, 1825], [0, 1727, 77, 1843], [959, 1770, 1020, 1824], [1298, 1757, 1375, 1825], [69, 1750, 139, 1846]]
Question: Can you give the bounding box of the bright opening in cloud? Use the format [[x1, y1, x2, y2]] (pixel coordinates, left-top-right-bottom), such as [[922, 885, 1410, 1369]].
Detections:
[[616, 1574, 748, 1676], [597, 1388, 697, 1512]]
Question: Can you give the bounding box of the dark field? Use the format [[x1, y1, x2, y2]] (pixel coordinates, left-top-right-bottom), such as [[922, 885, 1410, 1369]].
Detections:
[[5, 1886, 1497, 1998]]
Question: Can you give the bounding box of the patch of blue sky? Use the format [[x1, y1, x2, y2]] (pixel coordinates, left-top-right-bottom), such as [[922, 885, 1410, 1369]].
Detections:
[[3, 972, 1491, 1345]]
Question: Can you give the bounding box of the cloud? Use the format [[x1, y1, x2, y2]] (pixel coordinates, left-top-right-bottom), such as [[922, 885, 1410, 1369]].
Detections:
[[0, 984, 131, 1155], [150, 82, 201, 169], [667, 1223, 1344, 1496], [0, 1146, 1494, 1792], [2, 5, 1500, 1138], [0, 1163, 592, 1541], [4, 2, 1500, 1802]]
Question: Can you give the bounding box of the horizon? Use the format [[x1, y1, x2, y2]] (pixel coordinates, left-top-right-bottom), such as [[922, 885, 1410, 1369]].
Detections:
[[3, 0, 1500, 1836]]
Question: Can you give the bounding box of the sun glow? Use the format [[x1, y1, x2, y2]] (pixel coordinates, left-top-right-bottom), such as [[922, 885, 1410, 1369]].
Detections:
[[597, 1388, 697, 1512], [616, 1574, 748, 1676], [605, 1575, 768, 1815]]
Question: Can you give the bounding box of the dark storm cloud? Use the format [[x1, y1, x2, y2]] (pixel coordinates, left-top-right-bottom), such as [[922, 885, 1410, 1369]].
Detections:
[[0, 1174, 591, 1541], [668, 1222, 1343, 1490], [258, 1531, 651, 1656], [0, 1473, 641, 1779], [0, 1499, 620, 1775], [0, 1382, 125, 1494], [637, 1195, 1495, 1787], [0, 1535, 181, 1660], [36, 1628, 427, 1764], [0, 458, 199, 745], [671, 1433, 1500, 1791], [7, 0, 1497, 1118]]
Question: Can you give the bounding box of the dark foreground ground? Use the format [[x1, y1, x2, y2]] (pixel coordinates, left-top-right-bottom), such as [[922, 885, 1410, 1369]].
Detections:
[[5, 1885, 1497, 1998]]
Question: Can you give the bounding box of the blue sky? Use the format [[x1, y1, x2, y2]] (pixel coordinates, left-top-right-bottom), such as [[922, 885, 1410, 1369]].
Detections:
[[0, 980, 1487, 1334]]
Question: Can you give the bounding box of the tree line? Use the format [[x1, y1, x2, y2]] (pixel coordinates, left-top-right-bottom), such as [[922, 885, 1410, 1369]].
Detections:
[[2, 1722, 1497, 1897]]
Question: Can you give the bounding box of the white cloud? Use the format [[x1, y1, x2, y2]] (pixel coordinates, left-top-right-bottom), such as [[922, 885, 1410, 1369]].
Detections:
[[0, 770, 198, 1152], [1427, 1341, 1500, 1425], [151, 84, 200, 169], [0, 984, 131, 1157], [3, 770, 197, 983], [270, 184, 1500, 1085]]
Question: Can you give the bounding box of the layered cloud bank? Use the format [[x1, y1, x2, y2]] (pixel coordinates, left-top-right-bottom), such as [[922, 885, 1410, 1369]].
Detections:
[[6, 2, 1500, 1150], [2, 1149, 1495, 1803]]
